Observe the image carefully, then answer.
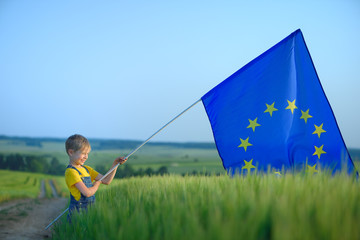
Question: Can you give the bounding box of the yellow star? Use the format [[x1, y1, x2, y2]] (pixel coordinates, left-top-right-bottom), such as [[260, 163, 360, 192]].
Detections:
[[238, 137, 252, 152], [306, 163, 319, 175], [313, 145, 326, 159], [264, 102, 278, 117], [285, 99, 298, 114], [313, 123, 326, 138], [242, 159, 256, 172], [247, 118, 261, 132], [300, 109, 313, 123]]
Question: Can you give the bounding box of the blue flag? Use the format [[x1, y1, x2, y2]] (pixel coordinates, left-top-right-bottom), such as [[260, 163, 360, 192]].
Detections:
[[201, 29, 357, 175]]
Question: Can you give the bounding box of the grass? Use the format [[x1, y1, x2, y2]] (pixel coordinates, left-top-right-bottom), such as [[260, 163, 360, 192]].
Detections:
[[0, 170, 42, 202], [0, 170, 68, 203], [52, 179, 69, 198], [45, 179, 53, 198], [52, 172, 360, 240]]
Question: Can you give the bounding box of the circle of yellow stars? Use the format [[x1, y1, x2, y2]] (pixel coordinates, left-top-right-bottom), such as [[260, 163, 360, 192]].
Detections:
[[237, 99, 327, 175]]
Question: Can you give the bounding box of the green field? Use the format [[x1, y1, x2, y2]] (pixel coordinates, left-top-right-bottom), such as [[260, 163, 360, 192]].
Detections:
[[0, 137, 225, 175], [0, 170, 68, 203], [51, 173, 360, 240], [0, 137, 225, 203], [1, 137, 360, 239], [1, 136, 359, 176]]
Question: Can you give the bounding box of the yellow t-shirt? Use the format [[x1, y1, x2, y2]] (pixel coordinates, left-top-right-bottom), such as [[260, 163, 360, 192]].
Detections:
[[65, 165, 99, 201]]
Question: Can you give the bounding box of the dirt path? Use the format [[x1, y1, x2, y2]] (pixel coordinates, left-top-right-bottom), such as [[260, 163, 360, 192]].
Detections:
[[49, 180, 59, 198], [0, 180, 68, 240]]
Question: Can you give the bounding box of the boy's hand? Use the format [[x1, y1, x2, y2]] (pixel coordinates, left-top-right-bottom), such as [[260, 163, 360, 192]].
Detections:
[[93, 180, 102, 186], [115, 157, 127, 165]]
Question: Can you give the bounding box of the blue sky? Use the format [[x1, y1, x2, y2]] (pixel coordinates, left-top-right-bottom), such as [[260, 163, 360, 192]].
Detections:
[[0, 0, 359, 148]]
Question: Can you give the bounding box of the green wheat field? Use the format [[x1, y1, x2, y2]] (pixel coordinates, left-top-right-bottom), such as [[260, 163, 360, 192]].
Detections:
[[52, 173, 360, 240], [0, 170, 68, 203], [1, 137, 359, 240]]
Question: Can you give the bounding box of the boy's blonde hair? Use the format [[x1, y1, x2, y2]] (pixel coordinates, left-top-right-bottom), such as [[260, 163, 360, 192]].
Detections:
[[65, 134, 90, 155]]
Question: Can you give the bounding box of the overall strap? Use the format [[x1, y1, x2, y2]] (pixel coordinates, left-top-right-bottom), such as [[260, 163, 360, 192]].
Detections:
[[82, 165, 90, 174], [66, 165, 82, 176]]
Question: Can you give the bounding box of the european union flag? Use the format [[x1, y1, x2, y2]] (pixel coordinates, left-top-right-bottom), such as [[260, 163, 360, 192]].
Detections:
[[201, 29, 357, 175]]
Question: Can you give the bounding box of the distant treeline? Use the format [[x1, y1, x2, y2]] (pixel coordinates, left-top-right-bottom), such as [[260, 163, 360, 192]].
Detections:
[[2, 136, 359, 159], [0, 135, 216, 150], [99, 164, 169, 179], [350, 149, 360, 161], [0, 153, 169, 178], [0, 153, 65, 175], [91, 140, 216, 150]]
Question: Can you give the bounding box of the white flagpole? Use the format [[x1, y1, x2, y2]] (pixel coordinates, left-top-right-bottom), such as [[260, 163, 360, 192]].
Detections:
[[45, 99, 202, 230], [124, 99, 202, 159]]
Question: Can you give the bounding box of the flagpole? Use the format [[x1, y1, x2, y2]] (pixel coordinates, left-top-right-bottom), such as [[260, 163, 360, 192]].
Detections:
[[125, 99, 202, 159], [44, 99, 202, 230]]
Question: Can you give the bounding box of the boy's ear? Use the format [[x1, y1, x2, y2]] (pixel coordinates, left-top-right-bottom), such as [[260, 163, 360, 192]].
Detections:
[[68, 149, 74, 156]]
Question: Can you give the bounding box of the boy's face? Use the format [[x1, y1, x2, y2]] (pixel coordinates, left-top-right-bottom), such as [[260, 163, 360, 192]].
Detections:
[[68, 146, 91, 166]]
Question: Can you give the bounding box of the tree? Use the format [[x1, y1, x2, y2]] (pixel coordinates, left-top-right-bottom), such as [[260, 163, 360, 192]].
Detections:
[[144, 167, 154, 176], [48, 157, 66, 175], [0, 154, 5, 169], [95, 164, 106, 175], [115, 164, 136, 178], [157, 166, 168, 175], [6, 154, 25, 170], [24, 155, 50, 173], [136, 168, 145, 177]]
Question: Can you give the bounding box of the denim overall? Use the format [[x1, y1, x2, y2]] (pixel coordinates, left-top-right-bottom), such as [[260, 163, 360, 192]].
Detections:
[[67, 165, 95, 221]]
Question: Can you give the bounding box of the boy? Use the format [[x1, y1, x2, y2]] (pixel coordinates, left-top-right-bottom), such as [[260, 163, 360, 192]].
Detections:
[[65, 134, 126, 220]]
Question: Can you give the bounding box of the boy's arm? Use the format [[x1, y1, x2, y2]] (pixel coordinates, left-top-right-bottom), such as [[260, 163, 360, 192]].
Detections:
[[74, 180, 102, 198], [96, 157, 127, 185]]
